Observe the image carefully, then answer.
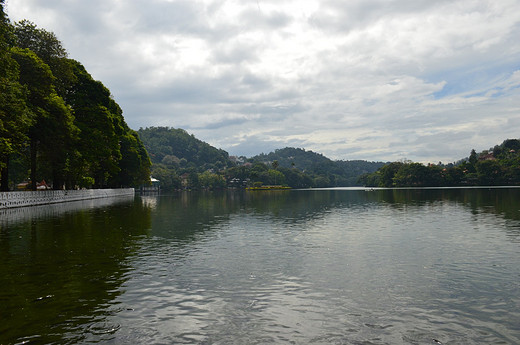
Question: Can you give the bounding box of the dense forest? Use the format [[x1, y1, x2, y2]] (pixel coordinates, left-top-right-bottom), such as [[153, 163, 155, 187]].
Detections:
[[358, 139, 520, 187], [138, 127, 384, 190], [250, 147, 385, 186], [137, 127, 232, 190], [139, 126, 520, 190], [0, 2, 151, 190]]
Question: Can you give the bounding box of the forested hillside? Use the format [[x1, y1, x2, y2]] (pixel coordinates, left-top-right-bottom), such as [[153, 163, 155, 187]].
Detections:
[[251, 147, 385, 186], [138, 129, 385, 190], [137, 127, 232, 189], [0, 3, 150, 190], [359, 139, 520, 187], [138, 127, 230, 169]]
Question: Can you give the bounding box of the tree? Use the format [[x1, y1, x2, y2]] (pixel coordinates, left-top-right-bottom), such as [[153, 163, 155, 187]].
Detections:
[[468, 149, 478, 172], [377, 162, 403, 187], [11, 47, 78, 190], [12, 20, 75, 97], [199, 170, 226, 190], [63, 60, 125, 187], [13, 20, 67, 62], [1, 16, 150, 190], [111, 129, 151, 187], [267, 169, 285, 186], [0, 3, 33, 190], [476, 160, 505, 186], [393, 163, 441, 187]]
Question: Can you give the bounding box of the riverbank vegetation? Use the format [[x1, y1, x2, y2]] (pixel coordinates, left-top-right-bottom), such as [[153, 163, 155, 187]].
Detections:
[[139, 126, 520, 191], [358, 139, 520, 187], [0, 2, 151, 190], [137, 127, 384, 190]]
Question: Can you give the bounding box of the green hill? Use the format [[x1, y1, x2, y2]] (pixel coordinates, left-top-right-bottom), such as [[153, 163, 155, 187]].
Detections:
[[138, 128, 385, 189], [138, 127, 231, 171], [251, 147, 385, 186]]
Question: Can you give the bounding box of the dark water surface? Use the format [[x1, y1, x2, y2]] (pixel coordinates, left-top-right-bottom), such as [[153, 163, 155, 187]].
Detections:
[[1, 188, 519, 344]]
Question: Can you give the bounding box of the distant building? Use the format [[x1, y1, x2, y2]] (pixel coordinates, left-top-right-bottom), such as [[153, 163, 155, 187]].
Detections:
[[140, 176, 160, 192], [180, 173, 190, 188], [479, 153, 496, 161]]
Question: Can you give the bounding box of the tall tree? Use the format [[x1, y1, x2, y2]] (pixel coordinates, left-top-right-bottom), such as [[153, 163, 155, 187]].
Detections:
[[111, 129, 151, 187], [13, 19, 67, 62], [64, 60, 123, 187], [63, 60, 150, 188], [11, 47, 78, 190], [0, 4, 33, 190]]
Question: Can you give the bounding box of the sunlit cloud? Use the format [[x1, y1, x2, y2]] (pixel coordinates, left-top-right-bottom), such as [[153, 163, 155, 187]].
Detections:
[[6, 0, 520, 163]]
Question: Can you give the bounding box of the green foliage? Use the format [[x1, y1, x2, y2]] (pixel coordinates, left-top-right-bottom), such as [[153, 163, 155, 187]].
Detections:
[[0, 52, 32, 164], [360, 139, 520, 187], [139, 131, 385, 190], [150, 164, 181, 190], [13, 20, 67, 62], [392, 162, 440, 187], [0, 3, 34, 190], [10, 47, 78, 189], [0, 17, 150, 190], [113, 129, 152, 187], [138, 127, 230, 170], [138, 127, 231, 190], [250, 147, 384, 187], [199, 171, 226, 189]]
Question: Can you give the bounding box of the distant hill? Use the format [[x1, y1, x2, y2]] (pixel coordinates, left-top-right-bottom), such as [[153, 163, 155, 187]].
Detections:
[[138, 127, 232, 171], [138, 128, 385, 189], [251, 147, 385, 186]]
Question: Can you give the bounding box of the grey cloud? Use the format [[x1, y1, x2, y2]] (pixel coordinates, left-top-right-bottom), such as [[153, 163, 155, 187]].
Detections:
[[131, 1, 213, 37], [239, 8, 292, 30], [187, 117, 251, 130], [7, 0, 520, 163], [212, 43, 261, 65], [312, 0, 455, 32], [221, 134, 308, 158]]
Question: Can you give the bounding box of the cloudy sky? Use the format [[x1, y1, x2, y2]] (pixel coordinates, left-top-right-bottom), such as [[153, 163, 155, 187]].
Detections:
[[6, 0, 520, 163]]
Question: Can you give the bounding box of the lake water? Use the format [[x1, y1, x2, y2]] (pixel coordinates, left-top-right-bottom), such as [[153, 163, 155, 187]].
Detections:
[[1, 188, 519, 344]]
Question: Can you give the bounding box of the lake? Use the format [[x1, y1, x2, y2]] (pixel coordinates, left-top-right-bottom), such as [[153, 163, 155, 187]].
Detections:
[[1, 188, 519, 344]]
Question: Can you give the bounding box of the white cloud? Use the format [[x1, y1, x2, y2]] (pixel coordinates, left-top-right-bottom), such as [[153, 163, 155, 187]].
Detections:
[[6, 0, 520, 163]]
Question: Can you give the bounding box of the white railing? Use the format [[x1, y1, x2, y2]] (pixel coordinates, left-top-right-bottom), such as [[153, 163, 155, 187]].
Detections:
[[0, 189, 134, 209]]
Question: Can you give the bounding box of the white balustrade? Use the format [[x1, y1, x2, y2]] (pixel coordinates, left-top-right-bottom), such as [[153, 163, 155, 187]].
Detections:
[[0, 189, 134, 209]]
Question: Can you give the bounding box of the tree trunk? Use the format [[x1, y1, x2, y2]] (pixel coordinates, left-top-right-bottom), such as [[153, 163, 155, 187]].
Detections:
[[0, 155, 9, 191], [30, 138, 37, 191], [52, 168, 63, 190]]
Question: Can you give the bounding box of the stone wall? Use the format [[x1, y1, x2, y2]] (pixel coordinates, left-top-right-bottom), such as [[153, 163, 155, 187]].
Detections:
[[0, 189, 134, 209]]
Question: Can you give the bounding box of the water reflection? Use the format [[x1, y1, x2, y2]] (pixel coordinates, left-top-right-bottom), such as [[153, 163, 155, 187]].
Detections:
[[1, 188, 519, 344], [0, 194, 135, 226], [0, 197, 152, 344], [148, 188, 520, 243], [126, 188, 520, 344]]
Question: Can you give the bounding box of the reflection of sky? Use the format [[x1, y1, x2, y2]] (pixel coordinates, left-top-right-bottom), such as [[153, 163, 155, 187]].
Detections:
[[114, 190, 520, 344]]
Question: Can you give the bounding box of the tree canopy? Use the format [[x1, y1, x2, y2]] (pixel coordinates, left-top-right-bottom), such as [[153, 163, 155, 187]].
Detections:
[[138, 129, 384, 190], [0, 11, 150, 190], [250, 147, 385, 187], [358, 139, 520, 187]]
